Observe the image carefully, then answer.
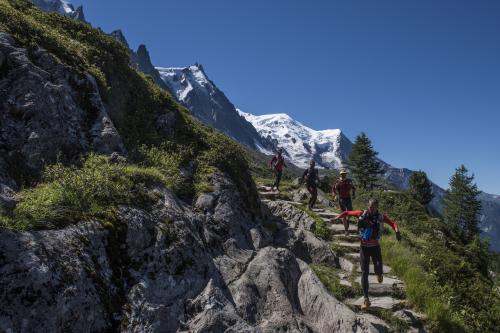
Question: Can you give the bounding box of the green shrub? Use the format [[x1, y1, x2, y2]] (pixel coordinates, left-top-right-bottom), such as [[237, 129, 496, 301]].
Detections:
[[1, 154, 166, 230]]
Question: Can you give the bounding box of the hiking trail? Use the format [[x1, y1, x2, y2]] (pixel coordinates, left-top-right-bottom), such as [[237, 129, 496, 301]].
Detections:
[[258, 185, 427, 333]]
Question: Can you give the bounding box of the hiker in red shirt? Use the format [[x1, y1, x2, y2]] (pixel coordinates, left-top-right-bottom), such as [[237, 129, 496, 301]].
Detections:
[[334, 198, 401, 310], [332, 170, 356, 236], [270, 148, 287, 192]]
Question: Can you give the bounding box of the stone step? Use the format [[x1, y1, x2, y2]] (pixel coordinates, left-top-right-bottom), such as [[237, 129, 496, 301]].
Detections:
[[355, 275, 404, 287], [348, 296, 406, 311], [336, 242, 360, 249], [258, 191, 280, 198], [278, 200, 302, 206], [328, 224, 358, 235], [345, 252, 360, 261], [258, 186, 273, 192], [332, 234, 359, 243], [318, 211, 339, 218], [312, 208, 325, 213], [354, 280, 399, 296], [356, 264, 392, 275]]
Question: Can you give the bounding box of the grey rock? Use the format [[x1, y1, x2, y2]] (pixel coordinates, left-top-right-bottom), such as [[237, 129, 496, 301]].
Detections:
[[264, 200, 338, 266], [195, 193, 216, 213], [0, 184, 16, 212], [0, 33, 125, 188], [393, 309, 426, 326]]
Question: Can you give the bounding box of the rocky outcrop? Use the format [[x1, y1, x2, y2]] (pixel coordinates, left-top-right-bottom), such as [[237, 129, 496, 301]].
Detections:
[[0, 33, 124, 200], [0, 170, 387, 332], [108, 30, 172, 94]]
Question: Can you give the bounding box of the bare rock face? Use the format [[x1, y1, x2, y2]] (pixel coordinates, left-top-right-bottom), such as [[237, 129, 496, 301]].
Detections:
[[0, 172, 387, 332], [0, 33, 125, 195]]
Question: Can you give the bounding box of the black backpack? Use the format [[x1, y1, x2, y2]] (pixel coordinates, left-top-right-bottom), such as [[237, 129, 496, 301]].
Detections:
[[304, 167, 318, 183]]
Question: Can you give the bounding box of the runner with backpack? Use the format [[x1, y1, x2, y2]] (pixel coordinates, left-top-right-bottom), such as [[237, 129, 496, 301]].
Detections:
[[302, 160, 320, 209], [334, 198, 401, 310]]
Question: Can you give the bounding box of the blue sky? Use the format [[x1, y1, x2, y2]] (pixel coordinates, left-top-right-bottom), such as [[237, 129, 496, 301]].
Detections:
[[74, 0, 500, 194]]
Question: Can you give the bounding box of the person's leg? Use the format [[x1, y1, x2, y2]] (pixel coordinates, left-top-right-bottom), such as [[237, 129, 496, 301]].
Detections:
[[311, 186, 317, 208], [276, 171, 282, 191], [306, 184, 313, 208], [360, 246, 370, 299], [339, 199, 349, 235], [272, 170, 280, 190], [373, 245, 384, 283]]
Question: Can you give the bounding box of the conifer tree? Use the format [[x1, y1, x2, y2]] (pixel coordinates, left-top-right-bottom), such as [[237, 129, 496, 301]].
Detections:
[[347, 132, 382, 190], [408, 171, 434, 206], [443, 165, 482, 244]]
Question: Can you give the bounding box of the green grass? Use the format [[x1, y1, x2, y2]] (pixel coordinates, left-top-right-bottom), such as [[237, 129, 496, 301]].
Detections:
[[311, 264, 358, 301], [296, 204, 330, 240], [0, 154, 167, 230], [381, 237, 462, 332], [329, 241, 349, 257]]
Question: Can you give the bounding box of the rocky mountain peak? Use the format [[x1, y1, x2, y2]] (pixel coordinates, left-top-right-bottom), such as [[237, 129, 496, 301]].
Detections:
[[71, 5, 85, 21], [156, 65, 276, 153], [109, 29, 130, 48]]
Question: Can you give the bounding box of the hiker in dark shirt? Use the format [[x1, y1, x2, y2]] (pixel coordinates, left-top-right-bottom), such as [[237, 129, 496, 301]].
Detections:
[[302, 160, 319, 209]]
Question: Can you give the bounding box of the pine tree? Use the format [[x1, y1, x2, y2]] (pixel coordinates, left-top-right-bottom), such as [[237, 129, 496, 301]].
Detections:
[[347, 132, 382, 190], [408, 171, 434, 206], [443, 165, 482, 244]]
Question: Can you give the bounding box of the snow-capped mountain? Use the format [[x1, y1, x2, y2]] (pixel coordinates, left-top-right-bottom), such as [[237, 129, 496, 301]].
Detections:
[[31, 0, 85, 21], [156, 65, 274, 152], [238, 111, 352, 169]]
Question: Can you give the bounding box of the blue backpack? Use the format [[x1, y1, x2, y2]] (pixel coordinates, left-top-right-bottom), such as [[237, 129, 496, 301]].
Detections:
[[358, 210, 384, 242]]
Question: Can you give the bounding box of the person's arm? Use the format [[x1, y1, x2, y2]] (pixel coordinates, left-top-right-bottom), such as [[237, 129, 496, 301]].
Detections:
[[270, 156, 276, 168], [383, 215, 401, 241], [335, 210, 363, 223], [332, 181, 338, 196], [301, 169, 308, 181]]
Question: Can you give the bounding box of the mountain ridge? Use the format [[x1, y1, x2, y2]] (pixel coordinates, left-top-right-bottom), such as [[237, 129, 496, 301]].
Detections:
[[156, 64, 276, 153]]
